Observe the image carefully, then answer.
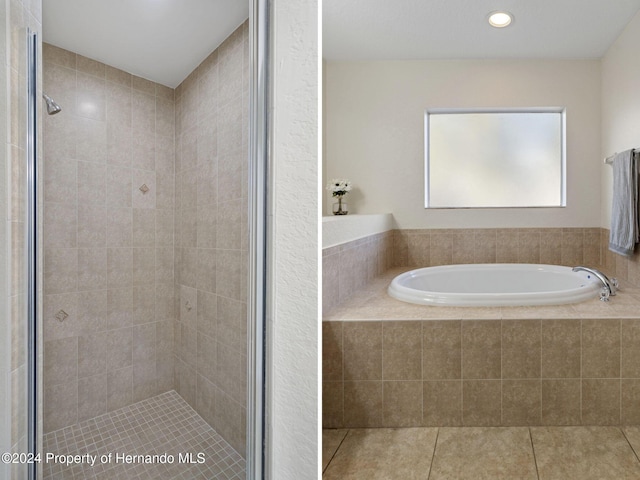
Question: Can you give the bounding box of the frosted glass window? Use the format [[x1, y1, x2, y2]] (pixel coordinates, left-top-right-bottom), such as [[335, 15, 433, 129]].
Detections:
[[425, 109, 566, 208]]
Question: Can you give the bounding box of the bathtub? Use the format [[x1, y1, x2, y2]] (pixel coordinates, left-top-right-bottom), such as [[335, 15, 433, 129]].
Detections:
[[387, 264, 602, 307]]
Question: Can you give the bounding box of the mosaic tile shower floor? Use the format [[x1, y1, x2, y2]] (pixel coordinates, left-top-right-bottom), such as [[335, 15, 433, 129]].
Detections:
[[42, 391, 245, 479]]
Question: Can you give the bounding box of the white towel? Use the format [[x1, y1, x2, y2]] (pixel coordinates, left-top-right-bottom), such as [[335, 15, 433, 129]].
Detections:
[[609, 149, 638, 256]]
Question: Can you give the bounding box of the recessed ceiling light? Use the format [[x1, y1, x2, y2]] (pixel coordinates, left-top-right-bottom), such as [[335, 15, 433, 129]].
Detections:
[[488, 11, 514, 28]]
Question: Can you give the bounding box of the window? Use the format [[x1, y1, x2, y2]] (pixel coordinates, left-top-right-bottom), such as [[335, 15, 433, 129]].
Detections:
[[425, 108, 566, 208]]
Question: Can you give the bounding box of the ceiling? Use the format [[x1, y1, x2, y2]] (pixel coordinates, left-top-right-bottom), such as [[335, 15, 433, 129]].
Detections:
[[43, 0, 249, 88], [323, 0, 640, 60]]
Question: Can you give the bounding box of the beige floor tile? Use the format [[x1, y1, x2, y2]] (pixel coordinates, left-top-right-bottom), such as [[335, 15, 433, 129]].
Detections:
[[323, 429, 349, 472], [531, 426, 640, 479], [623, 427, 640, 455], [430, 427, 537, 480], [323, 427, 437, 479]]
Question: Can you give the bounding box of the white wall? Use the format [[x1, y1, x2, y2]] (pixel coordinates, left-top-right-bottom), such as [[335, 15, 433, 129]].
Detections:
[[268, 0, 318, 478], [601, 11, 640, 228], [325, 59, 602, 229]]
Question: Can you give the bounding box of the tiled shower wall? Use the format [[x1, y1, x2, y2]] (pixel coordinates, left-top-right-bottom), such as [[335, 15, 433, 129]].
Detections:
[[173, 21, 248, 456], [42, 44, 176, 432]]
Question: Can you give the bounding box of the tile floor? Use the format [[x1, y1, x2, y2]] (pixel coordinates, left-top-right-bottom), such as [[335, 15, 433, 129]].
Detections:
[[323, 426, 640, 479], [42, 391, 245, 479]]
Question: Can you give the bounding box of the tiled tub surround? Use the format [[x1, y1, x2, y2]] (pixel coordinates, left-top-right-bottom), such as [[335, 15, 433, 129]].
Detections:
[[323, 231, 394, 314], [323, 227, 640, 317], [393, 227, 603, 269], [323, 270, 640, 429]]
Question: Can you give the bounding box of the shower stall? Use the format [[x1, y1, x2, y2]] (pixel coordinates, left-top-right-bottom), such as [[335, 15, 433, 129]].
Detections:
[[1, 0, 271, 478]]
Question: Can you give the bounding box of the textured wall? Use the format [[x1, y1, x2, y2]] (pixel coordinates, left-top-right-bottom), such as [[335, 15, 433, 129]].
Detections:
[[269, 0, 319, 477], [601, 10, 640, 229], [173, 21, 248, 456], [324, 59, 602, 228], [41, 44, 176, 433]]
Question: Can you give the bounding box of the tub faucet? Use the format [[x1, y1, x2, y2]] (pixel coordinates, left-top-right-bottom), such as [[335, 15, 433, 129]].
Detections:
[[572, 266, 618, 301]]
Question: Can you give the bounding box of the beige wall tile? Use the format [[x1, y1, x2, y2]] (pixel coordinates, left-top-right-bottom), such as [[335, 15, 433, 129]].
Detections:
[[195, 374, 216, 427], [197, 333, 216, 383], [216, 296, 246, 353], [107, 287, 133, 329], [77, 161, 106, 205], [462, 320, 501, 379], [541, 319, 581, 378], [76, 117, 107, 163], [133, 360, 157, 402], [502, 379, 541, 425], [78, 333, 107, 379], [323, 253, 341, 316], [561, 229, 584, 266], [622, 320, 640, 378], [452, 231, 475, 265], [44, 247, 78, 294], [77, 205, 106, 247], [622, 379, 640, 424], [213, 391, 246, 457], [582, 319, 620, 378], [541, 379, 581, 425], [430, 233, 452, 266], [107, 366, 133, 411], [77, 374, 106, 422], [44, 337, 78, 387], [518, 230, 540, 263], [344, 381, 383, 427], [423, 320, 461, 380], [502, 320, 541, 379], [44, 382, 78, 432], [474, 230, 497, 264], [540, 230, 562, 265], [423, 380, 462, 426], [44, 156, 77, 205], [582, 379, 620, 425], [322, 382, 344, 429], [383, 321, 421, 380], [463, 380, 501, 426], [343, 322, 382, 381], [323, 322, 343, 382], [106, 328, 133, 371], [496, 229, 519, 263], [382, 381, 422, 427], [216, 343, 246, 405]]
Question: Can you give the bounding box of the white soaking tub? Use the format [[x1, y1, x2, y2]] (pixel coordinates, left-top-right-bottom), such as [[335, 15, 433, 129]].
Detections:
[[387, 264, 602, 307]]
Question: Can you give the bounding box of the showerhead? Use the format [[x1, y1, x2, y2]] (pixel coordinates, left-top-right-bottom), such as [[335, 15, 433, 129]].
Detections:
[[43, 94, 62, 115]]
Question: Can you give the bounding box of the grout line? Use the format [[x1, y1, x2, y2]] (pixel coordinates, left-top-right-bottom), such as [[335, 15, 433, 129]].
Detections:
[[322, 429, 351, 475], [426, 427, 440, 480], [528, 427, 541, 480], [621, 427, 640, 465]]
